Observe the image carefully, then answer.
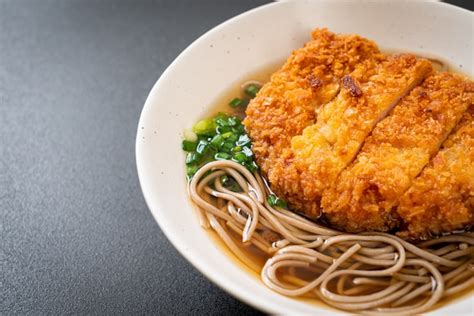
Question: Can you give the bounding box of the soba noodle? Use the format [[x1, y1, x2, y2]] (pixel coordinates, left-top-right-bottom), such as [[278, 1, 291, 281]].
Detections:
[[188, 160, 474, 314]]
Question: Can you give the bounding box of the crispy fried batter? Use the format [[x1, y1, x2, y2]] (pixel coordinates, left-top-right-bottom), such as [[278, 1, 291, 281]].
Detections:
[[244, 29, 382, 216], [291, 54, 433, 210], [398, 106, 474, 239], [244, 28, 473, 238], [321, 73, 473, 232]]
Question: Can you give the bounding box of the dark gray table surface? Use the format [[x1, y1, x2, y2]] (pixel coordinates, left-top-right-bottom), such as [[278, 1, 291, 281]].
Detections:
[[1, 1, 471, 315]]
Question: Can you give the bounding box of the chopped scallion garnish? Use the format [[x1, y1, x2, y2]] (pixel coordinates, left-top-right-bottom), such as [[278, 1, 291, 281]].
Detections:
[[215, 152, 231, 160], [227, 116, 239, 127], [267, 194, 287, 208], [232, 124, 245, 134], [220, 174, 242, 192], [183, 104, 259, 177], [244, 84, 260, 98], [229, 98, 248, 108], [185, 152, 200, 165], [221, 141, 234, 153], [232, 146, 242, 153], [232, 152, 247, 164], [193, 118, 216, 136], [182, 140, 197, 152], [216, 126, 231, 134], [186, 165, 198, 178], [236, 134, 251, 146], [196, 140, 209, 154], [221, 131, 233, 139], [245, 160, 258, 172], [210, 135, 225, 149], [242, 146, 253, 157]]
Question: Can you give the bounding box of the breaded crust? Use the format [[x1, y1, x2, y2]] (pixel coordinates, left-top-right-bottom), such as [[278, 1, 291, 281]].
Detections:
[[244, 28, 473, 238], [244, 29, 382, 216], [291, 54, 432, 213], [398, 105, 474, 240], [321, 73, 474, 233]]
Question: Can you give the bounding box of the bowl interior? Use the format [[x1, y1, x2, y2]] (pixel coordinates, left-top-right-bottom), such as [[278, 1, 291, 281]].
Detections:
[[136, 1, 473, 314]]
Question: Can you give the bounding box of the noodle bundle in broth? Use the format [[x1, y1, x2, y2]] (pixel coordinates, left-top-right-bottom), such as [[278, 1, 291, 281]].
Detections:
[[188, 160, 474, 314]]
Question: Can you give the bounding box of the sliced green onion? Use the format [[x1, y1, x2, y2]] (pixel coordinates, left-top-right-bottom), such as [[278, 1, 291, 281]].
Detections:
[[186, 165, 198, 178], [210, 135, 225, 149], [196, 140, 209, 154], [276, 199, 287, 208], [215, 152, 231, 160], [185, 152, 200, 165], [248, 161, 258, 172], [242, 146, 253, 157], [232, 146, 242, 153], [236, 134, 251, 146], [244, 84, 260, 98], [214, 113, 230, 127], [227, 134, 239, 143], [267, 194, 277, 206], [221, 141, 235, 153], [232, 124, 245, 134], [220, 175, 229, 184], [267, 194, 287, 208], [229, 98, 248, 108], [182, 140, 197, 152], [220, 175, 241, 192], [227, 116, 240, 127], [193, 118, 216, 136], [232, 152, 247, 163], [216, 125, 231, 134], [221, 131, 234, 139], [184, 111, 258, 178]]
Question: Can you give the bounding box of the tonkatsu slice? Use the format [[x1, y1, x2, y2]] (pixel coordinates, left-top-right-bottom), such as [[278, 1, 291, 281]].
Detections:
[[398, 105, 474, 239], [291, 54, 433, 215], [321, 73, 474, 232], [244, 28, 382, 216]]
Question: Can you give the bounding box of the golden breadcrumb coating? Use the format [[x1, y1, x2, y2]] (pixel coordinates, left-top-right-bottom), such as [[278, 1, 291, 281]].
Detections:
[[291, 54, 433, 212], [244, 29, 382, 217], [398, 106, 474, 240], [244, 28, 473, 238], [321, 73, 474, 233]]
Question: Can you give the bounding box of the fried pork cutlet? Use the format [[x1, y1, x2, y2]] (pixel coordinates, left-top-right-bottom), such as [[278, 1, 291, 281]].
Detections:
[[398, 106, 474, 240], [291, 54, 433, 215], [244, 29, 382, 216], [321, 73, 474, 233]]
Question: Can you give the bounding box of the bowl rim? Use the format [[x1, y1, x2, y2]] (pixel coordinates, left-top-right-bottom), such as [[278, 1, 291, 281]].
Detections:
[[136, 1, 473, 314]]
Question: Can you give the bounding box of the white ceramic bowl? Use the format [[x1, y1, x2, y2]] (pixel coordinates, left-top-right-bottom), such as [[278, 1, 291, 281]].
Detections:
[[136, 1, 473, 314]]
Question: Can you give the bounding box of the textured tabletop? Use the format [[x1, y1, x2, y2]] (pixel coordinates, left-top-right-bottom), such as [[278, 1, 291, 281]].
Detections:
[[1, 0, 471, 315]]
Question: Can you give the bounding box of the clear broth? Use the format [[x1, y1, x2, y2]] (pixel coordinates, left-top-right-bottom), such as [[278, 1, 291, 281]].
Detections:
[[202, 59, 284, 119]]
